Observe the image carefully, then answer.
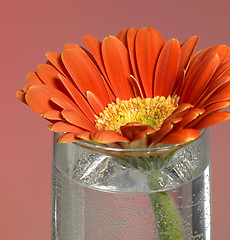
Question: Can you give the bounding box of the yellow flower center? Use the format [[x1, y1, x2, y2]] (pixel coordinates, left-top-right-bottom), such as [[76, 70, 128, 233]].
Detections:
[[95, 96, 179, 132]]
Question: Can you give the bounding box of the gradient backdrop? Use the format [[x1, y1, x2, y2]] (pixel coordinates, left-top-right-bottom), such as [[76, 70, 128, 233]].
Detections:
[[2, 0, 230, 239]]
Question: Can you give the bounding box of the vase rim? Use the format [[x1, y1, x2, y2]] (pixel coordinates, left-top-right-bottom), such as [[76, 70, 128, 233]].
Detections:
[[72, 129, 206, 154]]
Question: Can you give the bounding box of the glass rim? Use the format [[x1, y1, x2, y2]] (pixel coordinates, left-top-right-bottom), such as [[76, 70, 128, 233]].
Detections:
[[71, 129, 206, 154]]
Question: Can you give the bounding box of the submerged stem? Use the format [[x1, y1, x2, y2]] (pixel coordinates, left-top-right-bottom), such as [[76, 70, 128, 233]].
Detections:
[[112, 151, 185, 239], [147, 172, 185, 240]]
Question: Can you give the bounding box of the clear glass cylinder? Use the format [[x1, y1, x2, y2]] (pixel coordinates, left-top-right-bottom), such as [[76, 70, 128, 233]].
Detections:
[[51, 130, 211, 240]]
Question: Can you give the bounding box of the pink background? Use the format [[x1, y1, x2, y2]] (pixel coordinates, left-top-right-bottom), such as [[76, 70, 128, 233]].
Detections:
[[1, 0, 230, 239]]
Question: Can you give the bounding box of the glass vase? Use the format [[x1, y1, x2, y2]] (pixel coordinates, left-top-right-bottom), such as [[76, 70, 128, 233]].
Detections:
[[51, 130, 211, 240]]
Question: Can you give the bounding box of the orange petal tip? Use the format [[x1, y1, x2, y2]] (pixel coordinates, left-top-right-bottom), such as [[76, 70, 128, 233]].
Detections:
[[57, 133, 76, 143], [16, 90, 27, 104], [160, 129, 201, 144], [91, 130, 129, 144]]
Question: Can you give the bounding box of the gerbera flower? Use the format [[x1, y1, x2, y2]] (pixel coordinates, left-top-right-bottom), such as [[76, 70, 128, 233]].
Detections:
[[17, 27, 230, 149]]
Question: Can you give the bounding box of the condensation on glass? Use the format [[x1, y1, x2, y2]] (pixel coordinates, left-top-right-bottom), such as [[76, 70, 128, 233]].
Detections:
[[52, 130, 211, 240]]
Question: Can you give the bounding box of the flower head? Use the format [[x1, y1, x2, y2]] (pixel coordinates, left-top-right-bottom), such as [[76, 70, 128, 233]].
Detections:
[[17, 27, 230, 149]]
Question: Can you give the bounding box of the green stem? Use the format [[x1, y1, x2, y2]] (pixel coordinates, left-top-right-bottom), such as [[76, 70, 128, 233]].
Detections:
[[113, 153, 185, 239], [147, 172, 185, 240]]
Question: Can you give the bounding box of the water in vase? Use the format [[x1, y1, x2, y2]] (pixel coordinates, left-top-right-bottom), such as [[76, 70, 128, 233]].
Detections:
[[52, 132, 211, 240]]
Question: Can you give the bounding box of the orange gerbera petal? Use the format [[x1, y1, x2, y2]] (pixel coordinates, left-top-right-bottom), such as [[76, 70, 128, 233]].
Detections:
[[154, 38, 181, 97], [41, 110, 63, 120], [203, 92, 230, 108], [82, 35, 111, 84], [57, 132, 77, 143], [209, 60, 230, 83], [189, 45, 229, 69], [166, 103, 193, 119], [62, 47, 110, 105], [160, 129, 201, 144], [194, 111, 230, 130], [46, 52, 69, 77], [210, 45, 230, 66], [118, 28, 149, 98], [26, 72, 43, 84], [23, 82, 36, 93], [197, 76, 230, 107], [212, 80, 230, 95], [116, 28, 129, 48], [47, 122, 84, 133], [50, 97, 81, 112], [58, 74, 96, 122], [126, 28, 142, 91], [177, 36, 199, 79], [120, 123, 155, 141], [75, 131, 91, 141], [201, 101, 230, 116], [25, 85, 77, 114], [63, 43, 79, 51], [172, 108, 205, 131], [16, 90, 26, 103], [36, 64, 61, 88], [61, 109, 96, 131], [135, 27, 165, 97], [86, 91, 104, 115], [102, 36, 134, 99], [148, 103, 195, 146], [148, 117, 183, 146], [129, 75, 144, 98], [91, 130, 129, 144], [186, 101, 230, 128], [181, 54, 219, 104], [173, 70, 185, 96]]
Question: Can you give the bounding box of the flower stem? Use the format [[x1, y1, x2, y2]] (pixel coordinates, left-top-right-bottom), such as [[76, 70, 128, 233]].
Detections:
[[147, 172, 185, 240], [113, 153, 185, 239]]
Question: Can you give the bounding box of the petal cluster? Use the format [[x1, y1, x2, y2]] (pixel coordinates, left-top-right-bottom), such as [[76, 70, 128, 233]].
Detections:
[[17, 27, 230, 149]]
